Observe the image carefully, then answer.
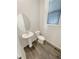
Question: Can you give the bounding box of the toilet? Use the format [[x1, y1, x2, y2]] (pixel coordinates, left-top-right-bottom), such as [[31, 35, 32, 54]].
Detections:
[[35, 31, 46, 44]]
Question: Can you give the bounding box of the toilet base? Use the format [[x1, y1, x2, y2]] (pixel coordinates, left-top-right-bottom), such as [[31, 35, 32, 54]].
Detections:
[[38, 39, 45, 44]]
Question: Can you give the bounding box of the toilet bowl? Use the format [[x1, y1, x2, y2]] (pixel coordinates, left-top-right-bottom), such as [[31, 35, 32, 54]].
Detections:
[[37, 35, 45, 44], [35, 31, 45, 44]]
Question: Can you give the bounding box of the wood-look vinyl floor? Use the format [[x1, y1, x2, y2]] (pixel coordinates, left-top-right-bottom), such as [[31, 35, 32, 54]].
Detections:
[[24, 40, 61, 59]]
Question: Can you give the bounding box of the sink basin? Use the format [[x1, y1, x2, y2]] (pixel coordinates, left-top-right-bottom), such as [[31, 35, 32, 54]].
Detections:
[[22, 32, 34, 39], [22, 31, 34, 48]]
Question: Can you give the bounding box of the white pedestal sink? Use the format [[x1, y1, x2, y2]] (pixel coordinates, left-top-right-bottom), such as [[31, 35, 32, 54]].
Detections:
[[22, 32, 34, 48]]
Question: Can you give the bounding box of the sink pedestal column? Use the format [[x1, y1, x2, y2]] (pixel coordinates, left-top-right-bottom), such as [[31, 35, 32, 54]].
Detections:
[[28, 38, 32, 47]]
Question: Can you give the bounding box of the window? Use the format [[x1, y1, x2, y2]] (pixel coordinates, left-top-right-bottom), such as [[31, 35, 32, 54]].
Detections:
[[47, 0, 61, 24]]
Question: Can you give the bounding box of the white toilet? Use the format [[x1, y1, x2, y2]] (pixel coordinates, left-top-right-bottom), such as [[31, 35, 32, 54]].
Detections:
[[35, 31, 46, 44]]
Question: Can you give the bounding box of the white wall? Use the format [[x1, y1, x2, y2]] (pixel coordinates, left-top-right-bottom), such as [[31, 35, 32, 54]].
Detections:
[[17, 0, 40, 32], [40, 0, 48, 35], [46, 25, 61, 49], [40, 0, 61, 49], [17, 37, 26, 59], [31, 0, 40, 32]]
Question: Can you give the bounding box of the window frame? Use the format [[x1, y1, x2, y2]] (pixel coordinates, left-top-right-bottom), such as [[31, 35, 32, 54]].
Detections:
[[47, 0, 61, 25]]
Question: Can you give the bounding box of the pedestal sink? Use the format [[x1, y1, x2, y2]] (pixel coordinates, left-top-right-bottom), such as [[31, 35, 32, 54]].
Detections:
[[22, 32, 34, 47]]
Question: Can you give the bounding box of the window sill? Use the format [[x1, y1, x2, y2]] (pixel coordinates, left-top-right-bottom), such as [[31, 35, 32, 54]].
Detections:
[[47, 24, 61, 27]]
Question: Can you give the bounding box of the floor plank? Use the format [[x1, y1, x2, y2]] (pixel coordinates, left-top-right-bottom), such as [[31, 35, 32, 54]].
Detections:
[[24, 40, 61, 59]]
